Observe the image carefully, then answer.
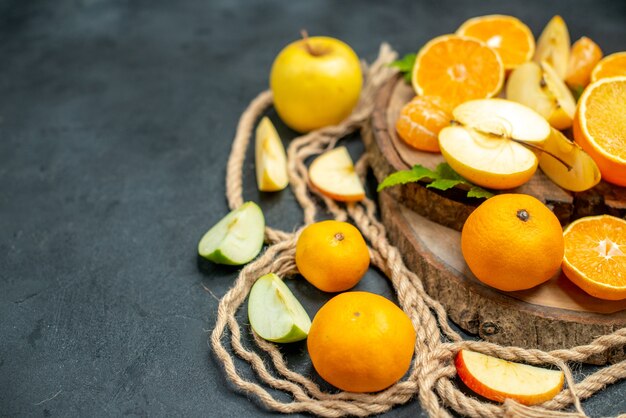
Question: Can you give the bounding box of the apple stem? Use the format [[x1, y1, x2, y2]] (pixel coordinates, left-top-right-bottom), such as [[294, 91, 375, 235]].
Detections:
[[300, 29, 322, 56]]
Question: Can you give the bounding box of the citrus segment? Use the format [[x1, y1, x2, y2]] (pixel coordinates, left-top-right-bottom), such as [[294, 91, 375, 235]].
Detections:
[[566, 37, 603, 88], [573, 76, 626, 186], [562, 215, 626, 300], [412, 35, 504, 109], [461, 194, 564, 291], [591, 51, 626, 82], [395, 96, 450, 152], [307, 292, 416, 393], [456, 15, 535, 70]]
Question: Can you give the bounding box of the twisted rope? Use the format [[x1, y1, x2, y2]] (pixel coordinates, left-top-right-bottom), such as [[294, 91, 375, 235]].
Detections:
[[211, 43, 626, 417]]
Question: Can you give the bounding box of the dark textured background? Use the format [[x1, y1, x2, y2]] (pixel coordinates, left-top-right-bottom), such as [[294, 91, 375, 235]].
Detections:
[[1, 0, 625, 416]]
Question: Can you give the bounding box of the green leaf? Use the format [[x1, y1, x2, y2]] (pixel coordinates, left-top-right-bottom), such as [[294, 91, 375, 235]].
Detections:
[[571, 85, 585, 102], [389, 53, 416, 84], [377, 163, 494, 200]]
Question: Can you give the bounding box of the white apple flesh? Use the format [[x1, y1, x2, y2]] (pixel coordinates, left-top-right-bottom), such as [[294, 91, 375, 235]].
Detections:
[[255, 117, 289, 192], [248, 273, 311, 343], [308, 146, 365, 202]]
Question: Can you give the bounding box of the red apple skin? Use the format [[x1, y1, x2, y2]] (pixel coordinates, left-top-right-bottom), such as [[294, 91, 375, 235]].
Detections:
[[455, 350, 564, 406], [309, 180, 365, 202]]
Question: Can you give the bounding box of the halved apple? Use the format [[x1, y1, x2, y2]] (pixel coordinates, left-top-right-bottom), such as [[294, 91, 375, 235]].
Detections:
[[308, 146, 365, 202], [539, 128, 601, 192], [255, 117, 289, 192], [506, 61, 576, 130], [248, 273, 311, 343], [198, 202, 265, 265], [438, 99, 551, 190], [534, 15, 570, 79], [456, 349, 564, 406]]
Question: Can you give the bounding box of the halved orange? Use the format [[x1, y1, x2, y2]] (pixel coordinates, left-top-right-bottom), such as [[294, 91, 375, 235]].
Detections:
[[573, 76, 626, 186], [591, 51, 626, 82], [456, 15, 535, 70], [562, 215, 626, 300], [565, 37, 603, 88], [412, 35, 504, 110], [395, 95, 451, 152]]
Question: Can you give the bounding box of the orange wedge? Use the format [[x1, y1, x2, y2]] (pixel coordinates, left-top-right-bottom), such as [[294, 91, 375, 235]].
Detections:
[[591, 52, 626, 82], [395, 96, 451, 152], [565, 37, 603, 89], [412, 35, 504, 110], [573, 76, 626, 186], [562, 215, 626, 300], [456, 15, 535, 70]]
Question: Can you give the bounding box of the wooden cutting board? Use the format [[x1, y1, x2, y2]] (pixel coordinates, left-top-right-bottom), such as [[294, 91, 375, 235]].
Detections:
[[364, 74, 626, 364]]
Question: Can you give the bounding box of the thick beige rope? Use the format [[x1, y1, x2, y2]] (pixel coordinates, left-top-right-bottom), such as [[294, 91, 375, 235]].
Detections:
[[212, 43, 626, 417]]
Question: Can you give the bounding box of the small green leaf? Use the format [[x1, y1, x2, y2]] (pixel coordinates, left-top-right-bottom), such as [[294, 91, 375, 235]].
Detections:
[[571, 85, 585, 102], [377, 163, 493, 200], [389, 53, 416, 84]]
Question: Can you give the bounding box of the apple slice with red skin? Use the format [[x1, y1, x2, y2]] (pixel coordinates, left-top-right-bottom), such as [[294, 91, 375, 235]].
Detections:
[[455, 349, 564, 405], [308, 146, 365, 202]]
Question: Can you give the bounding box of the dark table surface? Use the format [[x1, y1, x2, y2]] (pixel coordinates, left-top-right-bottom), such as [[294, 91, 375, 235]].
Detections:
[[2, 0, 625, 416]]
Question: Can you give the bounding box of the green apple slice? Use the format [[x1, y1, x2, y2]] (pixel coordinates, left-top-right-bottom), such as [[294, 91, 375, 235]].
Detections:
[[248, 273, 311, 343], [198, 202, 265, 265], [539, 128, 601, 192]]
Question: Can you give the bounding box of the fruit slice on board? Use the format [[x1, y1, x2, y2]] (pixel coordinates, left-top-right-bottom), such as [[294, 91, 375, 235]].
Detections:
[[198, 202, 265, 265], [538, 128, 601, 192], [456, 14, 535, 70], [573, 76, 626, 187], [565, 36, 603, 89], [456, 349, 564, 405], [255, 117, 288, 192], [309, 146, 365, 202], [248, 273, 311, 343], [506, 61, 576, 130], [395, 95, 451, 153], [534, 15, 570, 79], [438, 99, 550, 190], [591, 51, 626, 82], [412, 34, 504, 110], [562, 215, 626, 301]]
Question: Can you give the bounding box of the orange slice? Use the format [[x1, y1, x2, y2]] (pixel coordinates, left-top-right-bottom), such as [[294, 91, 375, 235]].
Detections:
[[456, 15, 535, 70], [565, 37, 603, 88], [395, 95, 451, 152], [562, 215, 626, 300], [573, 76, 626, 186], [591, 51, 626, 82], [412, 35, 504, 110]]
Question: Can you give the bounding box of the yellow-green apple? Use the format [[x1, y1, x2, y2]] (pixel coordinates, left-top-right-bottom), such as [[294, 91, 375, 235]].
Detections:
[[255, 117, 288, 192]]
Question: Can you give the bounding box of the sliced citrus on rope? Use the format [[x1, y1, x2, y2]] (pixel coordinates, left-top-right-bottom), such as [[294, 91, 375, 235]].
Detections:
[[456, 14, 535, 70], [411, 34, 504, 109], [573, 76, 626, 186], [591, 51, 626, 82], [565, 36, 603, 89], [562, 215, 626, 300]]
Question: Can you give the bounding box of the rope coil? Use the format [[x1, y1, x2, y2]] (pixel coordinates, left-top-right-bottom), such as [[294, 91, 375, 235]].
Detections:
[[211, 43, 626, 417]]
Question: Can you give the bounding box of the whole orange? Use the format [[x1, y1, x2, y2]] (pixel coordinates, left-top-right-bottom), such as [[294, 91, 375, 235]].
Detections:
[[307, 291, 416, 393], [295, 220, 369, 292], [461, 194, 564, 291]]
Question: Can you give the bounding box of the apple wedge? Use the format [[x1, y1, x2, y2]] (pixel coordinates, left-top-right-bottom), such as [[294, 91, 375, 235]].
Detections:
[[309, 146, 365, 202], [506, 61, 576, 130], [456, 349, 564, 406], [198, 202, 265, 265], [534, 15, 570, 79], [248, 273, 311, 343], [438, 99, 551, 190], [255, 117, 289, 192], [539, 128, 601, 192]]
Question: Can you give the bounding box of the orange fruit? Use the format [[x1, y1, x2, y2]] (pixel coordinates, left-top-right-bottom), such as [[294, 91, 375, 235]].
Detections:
[[456, 14, 535, 70], [590, 51, 626, 82], [461, 194, 564, 292], [395, 95, 451, 152], [562, 215, 626, 300], [573, 76, 626, 186], [295, 220, 369, 292], [411, 35, 504, 110], [307, 291, 416, 393], [565, 37, 603, 88]]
